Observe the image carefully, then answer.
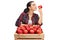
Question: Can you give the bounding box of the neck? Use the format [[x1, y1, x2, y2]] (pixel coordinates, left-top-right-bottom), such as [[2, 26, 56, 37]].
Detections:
[[28, 10, 34, 15]]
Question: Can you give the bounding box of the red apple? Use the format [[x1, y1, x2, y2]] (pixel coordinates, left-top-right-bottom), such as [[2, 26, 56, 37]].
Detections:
[[37, 26, 41, 30], [24, 25, 30, 31], [38, 5, 42, 9], [30, 26, 34, 30], [39, 28, 43, 33], [17, 29, 23, 34], [20, 26, 26, 30], [33, 25, 40, 30], [16, 27, 19, 33], [30, 29, 34, 34], [28, 24, 32, 27], [26, 26, 30, 31], [36, 28, 42, 34], [23, 30, 28, 34], [32, 27, 36, 32]]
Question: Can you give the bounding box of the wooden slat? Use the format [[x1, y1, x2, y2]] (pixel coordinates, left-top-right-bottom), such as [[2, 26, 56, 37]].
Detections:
[[14, 33, 44, 40]]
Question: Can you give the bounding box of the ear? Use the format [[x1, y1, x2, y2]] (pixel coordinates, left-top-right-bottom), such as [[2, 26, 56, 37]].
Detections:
[[28, 7, 31, 10]]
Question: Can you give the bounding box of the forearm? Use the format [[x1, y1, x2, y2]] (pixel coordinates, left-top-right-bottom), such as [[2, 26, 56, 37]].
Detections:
[[38, 9, 43, 24]]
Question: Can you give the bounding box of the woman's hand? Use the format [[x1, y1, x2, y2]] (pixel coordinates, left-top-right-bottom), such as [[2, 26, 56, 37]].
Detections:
[[38, 5, 42, 14]]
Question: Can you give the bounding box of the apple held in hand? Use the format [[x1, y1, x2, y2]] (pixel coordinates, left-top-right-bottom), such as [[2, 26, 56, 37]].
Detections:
[[38, 5, 42, 9]]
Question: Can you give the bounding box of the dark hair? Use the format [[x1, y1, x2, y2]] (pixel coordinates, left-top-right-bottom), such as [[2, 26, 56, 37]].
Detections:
[[24, 1, 34, 13]]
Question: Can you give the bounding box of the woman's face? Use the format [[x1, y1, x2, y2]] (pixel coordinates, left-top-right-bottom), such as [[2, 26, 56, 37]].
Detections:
[[29, 2, 37, 11]]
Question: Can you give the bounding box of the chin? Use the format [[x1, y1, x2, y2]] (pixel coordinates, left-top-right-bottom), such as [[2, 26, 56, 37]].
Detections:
[[32, 9, 36, 11], [34, 8, 37, 11]]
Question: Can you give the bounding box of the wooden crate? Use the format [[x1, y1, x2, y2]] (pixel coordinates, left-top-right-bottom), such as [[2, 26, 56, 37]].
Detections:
[[14, 33, 44, 40]]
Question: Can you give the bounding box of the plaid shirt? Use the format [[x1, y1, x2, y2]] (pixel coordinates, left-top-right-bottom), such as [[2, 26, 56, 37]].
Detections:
[[15, 12, 42, 27]]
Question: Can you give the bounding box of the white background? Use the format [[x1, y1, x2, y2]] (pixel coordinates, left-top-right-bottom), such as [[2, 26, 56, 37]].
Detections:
[[0, 0, 60, 40]]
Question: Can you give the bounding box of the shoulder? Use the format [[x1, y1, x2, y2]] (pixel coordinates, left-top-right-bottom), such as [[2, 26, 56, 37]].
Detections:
[[20, 12, 25, 15], [18, 12, 25, 18]]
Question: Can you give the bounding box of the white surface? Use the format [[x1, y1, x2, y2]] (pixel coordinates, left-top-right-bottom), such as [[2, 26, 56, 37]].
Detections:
[[0, 0, 60, 40]]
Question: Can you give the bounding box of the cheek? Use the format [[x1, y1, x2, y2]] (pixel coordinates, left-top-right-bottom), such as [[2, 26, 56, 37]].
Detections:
[[32, 6, 37, 10], [34, 6, 37, 10], [35, 7, 37, 9]]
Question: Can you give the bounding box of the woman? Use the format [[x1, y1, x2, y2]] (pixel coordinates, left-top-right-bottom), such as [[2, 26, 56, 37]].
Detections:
[[15, 1, 43, 27]]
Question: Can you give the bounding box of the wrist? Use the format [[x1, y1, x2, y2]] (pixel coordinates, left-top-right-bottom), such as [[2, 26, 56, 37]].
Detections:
[[39, 13, 42, 16]]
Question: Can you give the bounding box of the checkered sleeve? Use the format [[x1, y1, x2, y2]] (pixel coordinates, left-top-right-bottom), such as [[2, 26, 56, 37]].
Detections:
[[15, 12, 24, 27]]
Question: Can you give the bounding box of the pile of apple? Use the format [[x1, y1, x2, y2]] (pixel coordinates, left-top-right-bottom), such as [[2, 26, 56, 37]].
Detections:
[[16, 25, 43, 34]]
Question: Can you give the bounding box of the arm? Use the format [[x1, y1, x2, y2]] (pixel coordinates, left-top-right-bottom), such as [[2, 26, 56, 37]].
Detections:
[[38, 8, 43, 25], [15, 12, 24, 27]]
